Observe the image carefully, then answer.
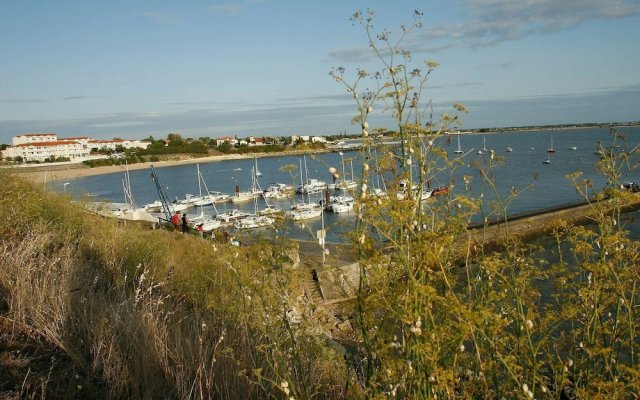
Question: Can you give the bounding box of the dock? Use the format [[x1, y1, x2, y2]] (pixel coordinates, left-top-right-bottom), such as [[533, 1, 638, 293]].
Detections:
[[303, 193, 640, 306]]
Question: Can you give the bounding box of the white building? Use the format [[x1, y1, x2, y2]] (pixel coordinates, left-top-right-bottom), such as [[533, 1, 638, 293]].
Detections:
[[2, 133, 150, 162], [88, 139, 150, 151], [311, 136, 327, 143], [3, 140, 90, 162], [12, 133, 58, 146]]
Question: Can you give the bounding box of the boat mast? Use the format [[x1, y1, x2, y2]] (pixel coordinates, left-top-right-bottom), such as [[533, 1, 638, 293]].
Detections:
[[150, 165, 174, 222]]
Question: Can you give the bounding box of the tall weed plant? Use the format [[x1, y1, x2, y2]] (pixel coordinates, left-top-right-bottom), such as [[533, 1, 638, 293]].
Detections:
[[328, 9, 639, 399]]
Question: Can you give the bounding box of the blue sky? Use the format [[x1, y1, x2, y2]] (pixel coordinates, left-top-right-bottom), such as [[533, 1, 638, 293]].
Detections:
[[1, 0, 639, 143]]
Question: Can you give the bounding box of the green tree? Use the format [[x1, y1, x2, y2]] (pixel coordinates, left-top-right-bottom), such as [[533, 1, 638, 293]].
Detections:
[[167, 133, 185, 146]]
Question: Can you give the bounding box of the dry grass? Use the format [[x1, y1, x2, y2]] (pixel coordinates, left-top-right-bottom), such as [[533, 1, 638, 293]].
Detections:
[[0, 171, 346, 399]]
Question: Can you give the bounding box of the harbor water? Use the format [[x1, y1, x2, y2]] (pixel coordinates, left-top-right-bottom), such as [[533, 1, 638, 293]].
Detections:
[[59, 127, 640, 243]]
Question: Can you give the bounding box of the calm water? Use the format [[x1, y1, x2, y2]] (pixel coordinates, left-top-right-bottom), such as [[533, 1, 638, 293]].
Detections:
[[58, 127, 640, 242]]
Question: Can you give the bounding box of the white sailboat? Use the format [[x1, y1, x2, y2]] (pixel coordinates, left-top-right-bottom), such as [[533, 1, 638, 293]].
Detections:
[[231, 167, 262, 203], [295, 156, 327, 194], [477, 136, 487, 155], [112, 163, 157, 223], [547, 134, 556, 153], [454, 132, 463, 154], [186, 164, 221, 232], [254, 157, 262, 177], [328, 154, 357, 190], [288, 158, 322, 220]]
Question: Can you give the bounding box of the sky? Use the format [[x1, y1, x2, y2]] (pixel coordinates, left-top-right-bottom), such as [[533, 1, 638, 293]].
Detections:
[[1, 0, 639, 143]]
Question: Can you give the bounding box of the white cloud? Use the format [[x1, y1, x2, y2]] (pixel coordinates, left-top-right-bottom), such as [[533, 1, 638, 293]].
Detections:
[[422, 0, 640, 46]]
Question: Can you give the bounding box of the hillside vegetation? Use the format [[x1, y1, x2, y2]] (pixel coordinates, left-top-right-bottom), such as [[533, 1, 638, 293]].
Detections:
[[0, 170, 347, 399]]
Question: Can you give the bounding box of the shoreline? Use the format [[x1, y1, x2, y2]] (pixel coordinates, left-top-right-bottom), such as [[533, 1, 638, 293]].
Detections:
[[11, 148, 333, 185], [8, 123, 640, 185]]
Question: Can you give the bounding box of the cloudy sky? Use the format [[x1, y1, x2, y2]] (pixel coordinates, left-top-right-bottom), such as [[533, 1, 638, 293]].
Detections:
[[1, 0, 639, 143]]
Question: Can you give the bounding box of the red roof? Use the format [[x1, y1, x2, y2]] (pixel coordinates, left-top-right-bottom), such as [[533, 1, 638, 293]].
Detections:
[[16, 133, 57, 138], [88, 139, 124, 144], [15, 141, 80, 148], [61, 136, 90, 140]]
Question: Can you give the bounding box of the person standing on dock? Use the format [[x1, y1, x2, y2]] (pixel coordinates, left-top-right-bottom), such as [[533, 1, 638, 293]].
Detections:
[[181, 213, 189, 234]]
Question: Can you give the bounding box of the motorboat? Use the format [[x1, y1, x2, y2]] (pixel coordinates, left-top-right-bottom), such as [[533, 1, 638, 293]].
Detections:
[[234, 215, 274, 229], [263, 183, 294, 199], [259, 205, 283, 216], [286, 208, 323, 220], [216, 209, 251, 223], [296, 178, 327, 194]]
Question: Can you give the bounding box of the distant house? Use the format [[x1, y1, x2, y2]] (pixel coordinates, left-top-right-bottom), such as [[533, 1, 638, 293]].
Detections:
[[311, 136, 327, 143], [300, 136, 310, 142], [246, 136, 265, 146], [88, 139, 150, 151], [291, 135, 300, 143], [215, 136, 237, 146]]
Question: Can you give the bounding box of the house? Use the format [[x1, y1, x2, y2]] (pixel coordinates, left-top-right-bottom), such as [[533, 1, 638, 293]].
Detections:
[[215, 136, 237, 146], [311, 136, 327, 143], [248, 137, 266, 146], [88, 139, 150, 151]]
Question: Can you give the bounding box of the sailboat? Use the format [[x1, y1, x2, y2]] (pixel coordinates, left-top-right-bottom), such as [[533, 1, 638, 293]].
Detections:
[[111, 163, 157, 222], [186, 165, 221, 232], [328, 154, 357, 190], [477, 136, 488, 155], [542, 154, 552, 165], [546, 134, 556, 153], [288, 158, 322, 220], [454, 132, 463, 154], [231, 167, 263, 203], [254, 157, 262, 177]]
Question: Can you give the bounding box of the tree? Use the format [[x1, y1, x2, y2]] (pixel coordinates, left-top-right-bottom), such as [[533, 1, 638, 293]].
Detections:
[[167, 133, 185, 147]]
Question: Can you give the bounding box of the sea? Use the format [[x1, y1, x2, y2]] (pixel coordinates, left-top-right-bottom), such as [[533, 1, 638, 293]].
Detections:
[[58, 127, 640, 243]]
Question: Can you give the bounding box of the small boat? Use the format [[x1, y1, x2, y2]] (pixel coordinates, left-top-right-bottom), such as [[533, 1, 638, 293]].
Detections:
[[231, 167, 262, 203], [216, 209, 251, 223], [569, 146, 577, 151], [506, 147, 513, 152], [477, 136, 487, 154], [263, 183, 294, 199], [328, 178, 358, 191], [254, 157, 263, 177], [432, 186, 450, 196], [286, 208, 323, 220], [234, 215, 274, 229], [296, 178, 327, 194], [188, 212, 221, 231], [620, 182, 640, 193], [454, 133, 463, 154], [546, 135, 556, 153], [322, 194, 355, 213], [143, 200, 163, 213], [259, 205, 282, 216], [542, 156, 551, 165]]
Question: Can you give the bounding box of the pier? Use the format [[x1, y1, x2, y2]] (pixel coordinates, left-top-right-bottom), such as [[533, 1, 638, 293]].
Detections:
[[302, 193, 640, 306]]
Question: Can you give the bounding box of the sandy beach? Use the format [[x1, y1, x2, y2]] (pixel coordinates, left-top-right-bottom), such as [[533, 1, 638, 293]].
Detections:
[[10, 149, 331, 185]]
